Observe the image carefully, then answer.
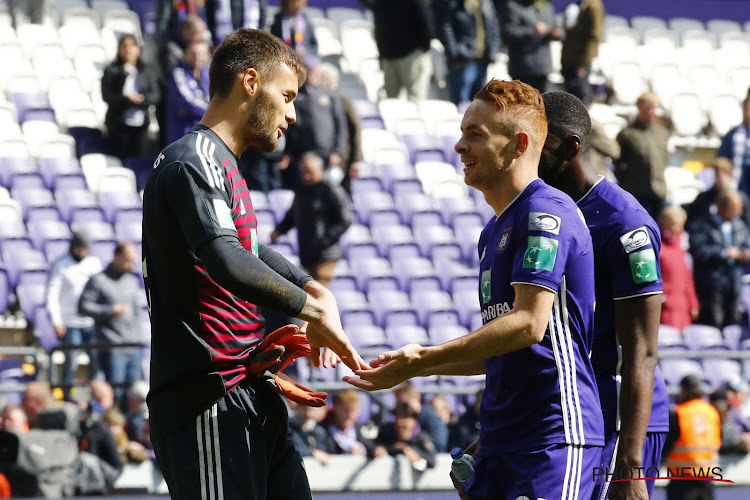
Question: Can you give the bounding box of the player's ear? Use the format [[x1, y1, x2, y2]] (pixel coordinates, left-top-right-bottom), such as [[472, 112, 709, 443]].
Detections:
[[241, 68, 260, 96], [563, 135, 581, 161], [515, 131, 529, 157]]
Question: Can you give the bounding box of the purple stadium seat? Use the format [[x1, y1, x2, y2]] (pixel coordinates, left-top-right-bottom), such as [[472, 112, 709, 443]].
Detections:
[[21, 107, 55, 123], [377, 163, 418, 191], [16, 283, 46, 321], [352, 99, 380, 119], [434, 259, 476, 291], [333, 289, 370, 315], [391, 179, 424, 198], [702, 359, 742, 390], [99, 190, 142, 223], [71, 210, 106, 225], [27, 220, 72, 250], [439, 196, 479, 226], [429, 324, 469, 345], [469, 313, 483, 331], [0, 270, 8, 313], [410, 290, 456, 326], [254, 209, 276, 229], [0, 221, 28, 241], [44, 240, 69, 263], [658, 324, 686, 350], [659, 358, 704, 388], [9, 92, 52, 124], [0, 157, 38, 188], [249, 190, 269, 210], [33, 308, 60, 351], [349, 257, 398, 291], [71, 221, 116, 242], [89, 240, 116, 264], [345, 243, 378, 261], [353, 191, 396, 225], [722, 325, 746, 350], [361, 116, 385, 129], [370, 225, 414, 257], [27, 207, 61, 223], [328, 277, 357, 294], [340, 224, 373, 248], [392, 256, 439, 292], [682, 324, 727, 350], [267, 189, 295, 222], [4, 249, 47, 288], [349, 324, 390, 350], [39, 157, 83, 190], [18, 271, 48, 287], [1, 239, 33, 258], [394, 192, 436, 224], [451, 276, 477, 294], [400, 134, 445, 165], [386, 244, 421, 263], [368, 289, 415, 326], [11, 188, 55, 220], [55, 189, 103, 223], [453, 212, 485, 232], [342, 310, 376, 329], [386, 325, 430, 346], [10, 174, 44, 191], [115, 221, 142, 242], [350, 178, 384, 197], [413, 225, 459, 259], [454, 224, 483, 263], [427, 310, 461, 329], [267, 243, 294, 261], [114, 210, 143, 226], [453, 288, 481, 328], [368, 210, 401, 229]]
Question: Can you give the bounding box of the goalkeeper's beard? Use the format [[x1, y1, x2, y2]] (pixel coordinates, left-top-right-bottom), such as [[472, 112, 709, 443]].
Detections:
[[246, 88, 280, 153]]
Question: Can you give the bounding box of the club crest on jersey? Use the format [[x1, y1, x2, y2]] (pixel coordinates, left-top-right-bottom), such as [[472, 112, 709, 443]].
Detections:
[[497, 226, 512, 253], [620, 226, 651, 253], [528, 212, 561, 235]]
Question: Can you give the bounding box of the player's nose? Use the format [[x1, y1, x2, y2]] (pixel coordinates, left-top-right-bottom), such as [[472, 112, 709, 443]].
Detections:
[[286, 104, 296, 125]]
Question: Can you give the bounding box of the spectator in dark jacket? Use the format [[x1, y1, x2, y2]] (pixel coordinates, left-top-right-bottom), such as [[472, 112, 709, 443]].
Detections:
[[433, 0, 501, 105], [393, 382, 449, 452], [288, 403, 333, 464], [560, 0, 604, 105], [373, 403, 437, 471], [271, 153, 352, 287], [323, 390, 373, 455], [270, 0, 318, 58], [658, 206, 699, 331], [361, 0, 434, 102], [448, 388, 482, 451], [79, 243, 144, 402], [710, 389, 750, 455], [688, 190, 750, 328], [166, 39, 210, 144], [687, 157, 750, 231], [101, 35, 161, 160], [502, 0, 559, 93], [717, 95, 750, 194], [161, 14, 209, 72]]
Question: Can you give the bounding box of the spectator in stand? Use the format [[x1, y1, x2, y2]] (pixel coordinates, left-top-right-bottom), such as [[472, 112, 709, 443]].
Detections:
[[502, 0, 559, 93], [101, 35, 161, 161], [89, 380, 115, 417], [588, 116, 620, 179], [689, 190, 750, 328], [360, 0, 434, 102], [124, 381, 149, 444], [322, 389, 372, 455], [318, 63, 363, 194], [21, 382, 53, 429], [46, 232, 103, 393], [103, 408, 149, 464], [7, 0, 47, 25], [162, 14, 209, 72], [727, 380, 750, 420], [288, 401, 333, 464], [687, 157, 750, 231], [448, 388, 482, 451], [429, 395, 455, 428], [166, 39, 211, 144], [709, 389, 750, 455], [373, 402, 437, 471], [657, 206, 699, 331], [79, 397, 124, 478], [0, 404, 29, 434], [78, 243, 143, 402], [393, 382, 449, 453], [717, 95, 750, 194], [271, 153, 352, 288], [281, 57, 347, 190], [614, 91, 669, 218], [433, 0, 501, 105], [239, 146, 284, 194], [270, 0, 318, 58], [560, 0, 604, 105]]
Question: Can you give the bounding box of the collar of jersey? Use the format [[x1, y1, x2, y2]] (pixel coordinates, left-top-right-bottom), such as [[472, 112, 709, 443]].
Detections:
[[576, 175, 605, 205], [494, 178, 540, 221]]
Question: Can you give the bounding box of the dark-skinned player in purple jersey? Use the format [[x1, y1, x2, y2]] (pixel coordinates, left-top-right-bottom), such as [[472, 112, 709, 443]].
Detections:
[[142, 29, 366, 500]]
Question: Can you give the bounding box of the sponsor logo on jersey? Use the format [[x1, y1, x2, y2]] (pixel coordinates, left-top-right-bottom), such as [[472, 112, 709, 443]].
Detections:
[[628, 248, 658, 284], [497, 226, 512, 253], [528, 212, 561, 235], [522, 236, 558, 271], [481, 269, 492, 304], [620, 226, 651, 253], [482, 301, 512, 322], [213, 199, 236, 231]]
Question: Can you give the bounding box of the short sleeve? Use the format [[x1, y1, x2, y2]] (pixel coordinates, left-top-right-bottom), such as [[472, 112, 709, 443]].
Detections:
[[161, 162, 237, 253], [510, 198, 581, 293], [606, 209, 663, 299]]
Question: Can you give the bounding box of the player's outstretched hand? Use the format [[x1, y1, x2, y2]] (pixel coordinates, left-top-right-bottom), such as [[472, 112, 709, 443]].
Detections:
[[343, 343, 424, 391], [299, 322, 342, 369]]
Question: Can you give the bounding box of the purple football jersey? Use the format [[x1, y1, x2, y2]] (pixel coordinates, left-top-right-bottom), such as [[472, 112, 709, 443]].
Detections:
[[577, 178, 670, 433], [476, 179, 604, 455]]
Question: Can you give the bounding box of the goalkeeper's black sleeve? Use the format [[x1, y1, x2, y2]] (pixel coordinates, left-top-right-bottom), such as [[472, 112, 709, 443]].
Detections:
[[258, 244, 313, 290], [198, 235, 308, 317]]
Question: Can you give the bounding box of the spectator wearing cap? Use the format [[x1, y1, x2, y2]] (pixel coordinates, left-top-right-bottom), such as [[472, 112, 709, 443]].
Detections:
[[373, 402, 437, 471], [664, 375, 721, 500], [709, 389, 750, 455], [614, 91, 670, 218], [46, 233, 103, 394], [687, 157, 750, 231], [717, 96, 750, 196], [270, 0, 318, 58], [360, 0, 434, 102], [78, 243, 144, 402]]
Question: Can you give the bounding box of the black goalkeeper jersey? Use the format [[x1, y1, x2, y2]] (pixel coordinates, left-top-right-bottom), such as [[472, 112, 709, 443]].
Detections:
[[143, 125, 269, 429]]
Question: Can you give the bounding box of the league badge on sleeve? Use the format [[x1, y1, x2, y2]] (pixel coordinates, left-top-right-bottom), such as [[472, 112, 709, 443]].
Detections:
[[620, 226, 651, 253], [522, 236, 558, 271], [528, 212, 561, 235], [629, 248, 658, 284]]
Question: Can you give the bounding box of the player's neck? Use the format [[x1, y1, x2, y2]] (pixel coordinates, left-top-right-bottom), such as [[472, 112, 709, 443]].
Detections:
[[199, 102, 248, 157], [483, 161, 538, 215], [558, 159, 600, 202]]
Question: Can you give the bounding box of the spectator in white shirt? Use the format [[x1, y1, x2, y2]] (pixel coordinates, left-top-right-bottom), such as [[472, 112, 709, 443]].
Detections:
[[46, 232, 103, 393]]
